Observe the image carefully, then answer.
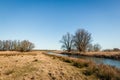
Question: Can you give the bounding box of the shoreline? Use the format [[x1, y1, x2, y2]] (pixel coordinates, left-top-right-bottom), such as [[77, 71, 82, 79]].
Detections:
[[44, 52, 120, 80], [59, 51, 120, 60]]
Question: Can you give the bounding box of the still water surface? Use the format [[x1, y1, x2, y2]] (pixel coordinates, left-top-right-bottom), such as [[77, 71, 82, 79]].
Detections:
[[48, 52, 120, 69]]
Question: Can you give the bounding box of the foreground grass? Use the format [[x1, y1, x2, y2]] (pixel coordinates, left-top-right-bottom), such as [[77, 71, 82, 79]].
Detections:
[[0, 51, 88, 80], [44, 52, 120, 80]]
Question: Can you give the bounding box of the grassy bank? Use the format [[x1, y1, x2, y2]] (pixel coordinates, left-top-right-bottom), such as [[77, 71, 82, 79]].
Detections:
[[0, 51, 88, 80], [44, 52, 120, 80], [60, 51, 120, 60]]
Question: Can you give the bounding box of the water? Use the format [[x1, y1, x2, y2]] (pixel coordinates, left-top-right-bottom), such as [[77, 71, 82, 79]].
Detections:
[[48, 52, 120, 69]]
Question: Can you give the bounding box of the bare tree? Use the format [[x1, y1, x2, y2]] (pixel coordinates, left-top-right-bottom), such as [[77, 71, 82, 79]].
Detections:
[[13, 40, 18, 51], [19, 40, 34, 52], [5, 40, 12, 51], [8, 40, 13, 51], [60, 32, 74, 52], [27, 41, 35, 51], [0, 40, 3, 51], [74, 29, 92, 52], [3, 40, 6, 51], [87, 44, 94, 52], [93, 43, 101, 51]]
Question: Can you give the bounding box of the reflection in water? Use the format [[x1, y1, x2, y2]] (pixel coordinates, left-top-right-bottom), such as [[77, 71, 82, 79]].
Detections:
[[48, 52, 120, 68]]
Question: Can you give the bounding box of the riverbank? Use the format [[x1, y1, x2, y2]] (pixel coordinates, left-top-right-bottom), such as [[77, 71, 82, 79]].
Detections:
[[60, 51, 120, 60], [44, 52, 120, 80]]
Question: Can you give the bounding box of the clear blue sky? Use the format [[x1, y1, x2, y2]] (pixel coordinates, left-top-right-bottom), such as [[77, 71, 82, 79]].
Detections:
[[0, 0, 120, 50]]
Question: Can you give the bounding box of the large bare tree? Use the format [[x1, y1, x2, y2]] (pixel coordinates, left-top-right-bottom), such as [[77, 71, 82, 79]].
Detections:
[[60, 32, 74, 52], [74, 29, 91, 52]]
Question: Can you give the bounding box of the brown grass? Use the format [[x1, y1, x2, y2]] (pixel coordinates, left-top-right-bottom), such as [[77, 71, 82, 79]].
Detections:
[[0, 51, 88, 80], [44, 52, 120, 80], [1, 51, 120, 80]]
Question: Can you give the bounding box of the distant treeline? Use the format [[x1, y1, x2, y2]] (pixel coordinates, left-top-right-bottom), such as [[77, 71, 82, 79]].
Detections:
[[103, 48, 120, 52], [0, 40, 34, 52]]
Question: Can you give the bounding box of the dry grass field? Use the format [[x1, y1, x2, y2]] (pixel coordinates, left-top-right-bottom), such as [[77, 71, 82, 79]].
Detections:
[[0, 51, 89, 80], [0, 51, 120, 80]]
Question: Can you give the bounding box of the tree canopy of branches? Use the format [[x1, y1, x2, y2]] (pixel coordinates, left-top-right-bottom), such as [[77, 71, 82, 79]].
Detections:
[[87, 44, 94, 52], [87, 43, 101, 52], [60, 32, 74, 52], [0, 40, 34, 52], [74, 29, 91, 52], [60, 29, 92, 52], [93, 43, 101, 51]]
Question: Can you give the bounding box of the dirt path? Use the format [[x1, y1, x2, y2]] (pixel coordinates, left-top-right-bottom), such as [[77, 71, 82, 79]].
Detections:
[[0, 51, 88, 80]]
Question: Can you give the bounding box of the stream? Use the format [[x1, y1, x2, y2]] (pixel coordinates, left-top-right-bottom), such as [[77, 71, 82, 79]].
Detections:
[[48, 52, 120, 69]]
